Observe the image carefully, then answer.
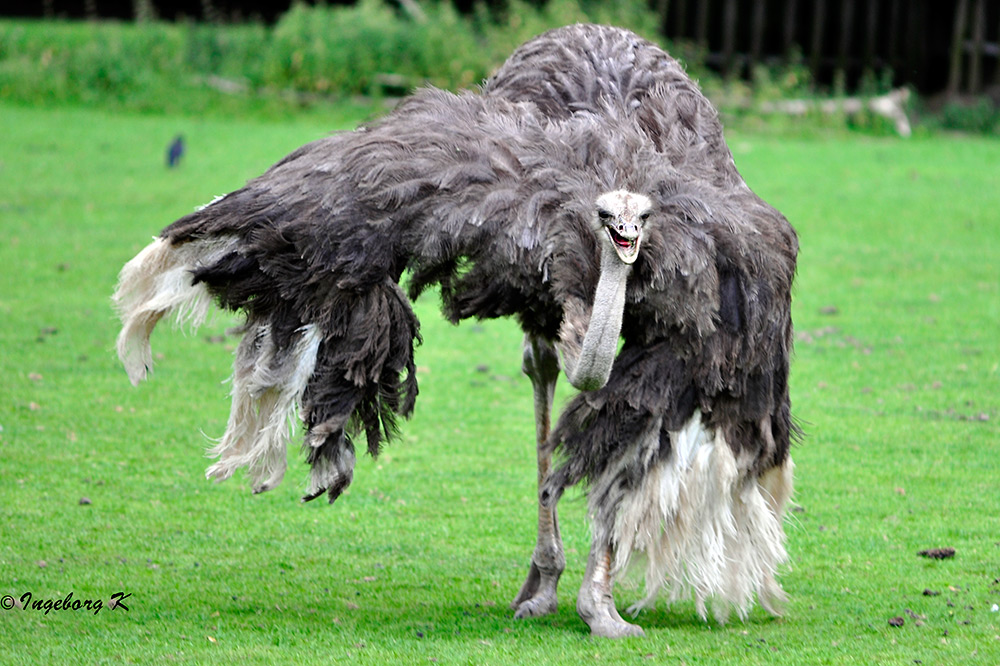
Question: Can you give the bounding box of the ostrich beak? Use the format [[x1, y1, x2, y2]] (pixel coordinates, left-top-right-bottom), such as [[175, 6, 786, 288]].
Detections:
[[604, 217, 643, 265]]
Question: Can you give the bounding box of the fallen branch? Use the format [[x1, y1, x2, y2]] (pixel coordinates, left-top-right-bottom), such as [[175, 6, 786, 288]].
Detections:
[[758, 88, 912, 137]]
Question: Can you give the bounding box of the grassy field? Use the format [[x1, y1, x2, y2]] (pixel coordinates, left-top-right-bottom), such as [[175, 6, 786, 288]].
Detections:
[[1, 101, 998, 665]]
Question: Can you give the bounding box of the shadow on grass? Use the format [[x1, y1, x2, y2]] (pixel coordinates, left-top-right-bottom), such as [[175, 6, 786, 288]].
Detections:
[[211, 582, 784, 642]]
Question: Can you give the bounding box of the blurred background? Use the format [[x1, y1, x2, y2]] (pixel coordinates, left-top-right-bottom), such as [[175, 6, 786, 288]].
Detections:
[[2, 0, 998, 134]]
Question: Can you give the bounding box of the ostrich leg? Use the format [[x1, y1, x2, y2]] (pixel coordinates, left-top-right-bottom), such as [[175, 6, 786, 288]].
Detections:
[[577, 537, 645, 638], [513, 191, 647, 618], [511, 334, 564, 618]]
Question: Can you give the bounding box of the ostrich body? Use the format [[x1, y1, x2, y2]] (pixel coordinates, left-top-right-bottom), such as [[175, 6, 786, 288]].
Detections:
[[114, 24, 797, 638], [542, 182, 798, 636], [487, 25, 798, 636], [485, 23, 749, 622]]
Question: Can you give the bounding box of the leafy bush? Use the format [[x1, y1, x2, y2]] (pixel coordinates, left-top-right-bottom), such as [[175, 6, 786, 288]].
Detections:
[[938, 97, 999, 134], [0, 21, 187, 108], [4, 3, 990, 136], [0, 0, 669, 116], [264, 0, 491, 95], [263, 0, 663, 96]]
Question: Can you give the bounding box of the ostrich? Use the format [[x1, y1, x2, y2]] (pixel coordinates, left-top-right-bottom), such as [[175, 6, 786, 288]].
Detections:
[[540, 183, 798, 637], [484, 23, 766, 622], [113, 25, 797, 638], [484, 25, 799, 637]]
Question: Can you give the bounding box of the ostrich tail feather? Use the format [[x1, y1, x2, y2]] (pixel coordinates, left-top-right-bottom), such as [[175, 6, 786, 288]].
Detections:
[[592, 413, 793, 623], [206, 323, 322, 494], [113, 236, 237, 385]]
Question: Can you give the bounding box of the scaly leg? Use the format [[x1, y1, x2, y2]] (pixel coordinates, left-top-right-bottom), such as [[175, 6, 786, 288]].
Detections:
[[577, 537, 645, 638], [511, 335, 565, 619]]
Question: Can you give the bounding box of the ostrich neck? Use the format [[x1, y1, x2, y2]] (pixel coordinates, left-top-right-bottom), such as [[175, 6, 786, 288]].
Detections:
[[566, 243, 631, 391]]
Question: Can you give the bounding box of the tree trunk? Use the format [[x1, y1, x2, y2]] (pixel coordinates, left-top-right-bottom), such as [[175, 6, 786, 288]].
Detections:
[[201, 0, 222, 23], [783, 0, 799, 61], [723, 0, 738, 80], [810, 0, 827, 85], [133, 0, 158, 22], [836, 0, 855, 93], [886, 0, 901, 88], [696, 0, 709, 50], [995, 7, 1000, 86], [863, 0, 879, 82], [750, 0, 766, 76], [947, 0, 969, 97], [968, 0, 985, 94], [656, 0, 671, 35]]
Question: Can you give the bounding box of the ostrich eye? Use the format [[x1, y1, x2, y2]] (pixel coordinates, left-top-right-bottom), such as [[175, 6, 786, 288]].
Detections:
[[598, 209, 613, 221], [640, 211, 651, 221]]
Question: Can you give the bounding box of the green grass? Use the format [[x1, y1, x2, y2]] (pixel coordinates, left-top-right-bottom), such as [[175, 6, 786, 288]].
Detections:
[[1, 102, 998, 665]]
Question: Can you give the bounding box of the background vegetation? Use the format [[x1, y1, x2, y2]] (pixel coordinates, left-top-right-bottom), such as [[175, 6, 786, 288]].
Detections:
[[7, 0, 988, 133], [0, 0, 663, 117]]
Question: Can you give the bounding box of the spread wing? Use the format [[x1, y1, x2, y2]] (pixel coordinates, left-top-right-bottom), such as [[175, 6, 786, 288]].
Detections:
[[134, 86, 658, 502]]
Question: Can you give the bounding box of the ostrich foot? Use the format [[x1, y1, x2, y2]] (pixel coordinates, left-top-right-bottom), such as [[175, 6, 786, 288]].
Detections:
[[511, 558, 561, 618], [577, 586, 645, 638], [577, 541, 645, 638]]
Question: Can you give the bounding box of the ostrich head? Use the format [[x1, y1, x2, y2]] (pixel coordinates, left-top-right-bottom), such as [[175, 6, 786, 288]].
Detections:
[[563, 189, 653, 392], [595, 190, 652, 265]]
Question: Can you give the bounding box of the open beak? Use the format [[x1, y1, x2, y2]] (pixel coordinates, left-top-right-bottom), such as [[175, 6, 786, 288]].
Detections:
[[605, 219, 642, 264]]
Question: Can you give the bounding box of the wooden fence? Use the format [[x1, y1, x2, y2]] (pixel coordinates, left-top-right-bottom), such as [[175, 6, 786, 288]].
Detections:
[[653, 0, 997, 97]]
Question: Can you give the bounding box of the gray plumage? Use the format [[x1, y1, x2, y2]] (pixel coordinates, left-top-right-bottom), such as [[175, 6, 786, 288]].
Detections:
[[113, 23, 797, 636], [487, 25, 799, 635], [486, 24, 798, 528], [118, 59, 675, 501]]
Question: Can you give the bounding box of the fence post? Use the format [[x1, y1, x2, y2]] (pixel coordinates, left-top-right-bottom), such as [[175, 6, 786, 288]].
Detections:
[[947, 0, 969, 97], [810, 0, 827, 85], [968, 0, 985, 94], [723, 0, 739, 80]]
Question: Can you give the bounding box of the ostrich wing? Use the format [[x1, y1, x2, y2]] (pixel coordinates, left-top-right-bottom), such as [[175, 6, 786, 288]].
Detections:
[[125, 87, 658, 502]]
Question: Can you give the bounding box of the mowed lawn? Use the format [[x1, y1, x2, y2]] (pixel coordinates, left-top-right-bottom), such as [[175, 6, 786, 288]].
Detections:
[[1, 102, 997, 665]]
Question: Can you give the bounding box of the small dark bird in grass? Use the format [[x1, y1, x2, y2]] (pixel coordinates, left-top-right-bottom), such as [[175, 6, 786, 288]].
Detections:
[[166, 134, 184, 168]]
